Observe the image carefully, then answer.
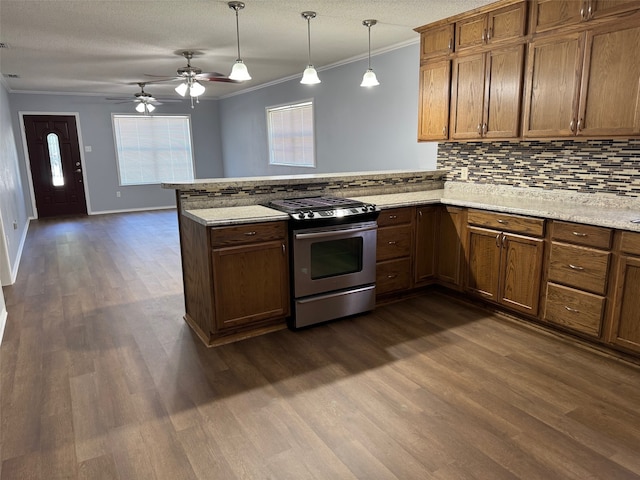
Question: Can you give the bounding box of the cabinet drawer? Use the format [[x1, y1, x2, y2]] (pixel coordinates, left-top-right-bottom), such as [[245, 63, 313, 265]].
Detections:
[[552, 221, 612, 249], [467, 209, 544, 236], [548, 242, 610, 295], [377, 225, 413, 261], [620, 231, 640, 256], [377, 207, 414, 227], [377, 258, 412, 294], [211, 222, 286, 247], [545, 283, 605, 337]]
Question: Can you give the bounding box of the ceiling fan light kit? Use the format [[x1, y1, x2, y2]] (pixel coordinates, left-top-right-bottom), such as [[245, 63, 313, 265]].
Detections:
[[300, 11, 321, 85], [228, 1, 252, 81], [360, 19, 379, 87]]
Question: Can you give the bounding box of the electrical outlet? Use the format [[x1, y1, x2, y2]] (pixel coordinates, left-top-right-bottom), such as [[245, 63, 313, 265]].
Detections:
[[460, 167, 469, 180], [116, 191, 121, 198], [13, 221, 18, 230]]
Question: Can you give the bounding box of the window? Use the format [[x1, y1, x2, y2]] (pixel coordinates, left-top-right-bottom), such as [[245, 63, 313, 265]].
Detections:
[[46, 133, 64, 186], [267, 100, 315, 168], [112, 115, 195, 185]]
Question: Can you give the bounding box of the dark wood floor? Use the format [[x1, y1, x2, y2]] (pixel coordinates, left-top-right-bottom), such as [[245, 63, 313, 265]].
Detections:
[[2, 210, 640, 479]]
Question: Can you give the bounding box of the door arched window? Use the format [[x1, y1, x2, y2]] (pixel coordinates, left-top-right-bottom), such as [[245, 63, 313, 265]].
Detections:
[[46, 133, 64, 186]]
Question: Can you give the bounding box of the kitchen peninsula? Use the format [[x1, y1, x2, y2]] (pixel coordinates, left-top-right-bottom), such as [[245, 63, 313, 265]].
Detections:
[[164, 170, 640, 361]]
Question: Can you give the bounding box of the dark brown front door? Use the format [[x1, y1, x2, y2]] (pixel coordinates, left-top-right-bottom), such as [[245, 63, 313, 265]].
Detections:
[[23, 115, 87, 217]]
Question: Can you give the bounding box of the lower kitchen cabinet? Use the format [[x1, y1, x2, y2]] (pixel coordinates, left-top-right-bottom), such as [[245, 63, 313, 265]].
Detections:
[[466, 210, 545, 316], [376, 207, 415, 296], [414, 206, 438, 285], [607, 231, 640, 353], [436, 206, 465, 289]]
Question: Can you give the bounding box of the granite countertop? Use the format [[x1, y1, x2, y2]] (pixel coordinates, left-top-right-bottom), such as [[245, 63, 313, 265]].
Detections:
[[184, 185, 640, 232]]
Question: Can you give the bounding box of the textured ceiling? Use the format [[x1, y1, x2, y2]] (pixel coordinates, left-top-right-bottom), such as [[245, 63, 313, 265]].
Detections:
[[0, 0, 493, 101]]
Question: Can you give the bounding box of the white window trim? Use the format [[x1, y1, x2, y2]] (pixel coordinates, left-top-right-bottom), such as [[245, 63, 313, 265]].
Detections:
[[266, 99, 316, 168], [112, 114, 196, 186]]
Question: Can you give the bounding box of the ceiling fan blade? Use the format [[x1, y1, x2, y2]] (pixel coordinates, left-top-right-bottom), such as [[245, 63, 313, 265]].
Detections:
[[200, 77, 241, 84], [196, 72, 227, 79]]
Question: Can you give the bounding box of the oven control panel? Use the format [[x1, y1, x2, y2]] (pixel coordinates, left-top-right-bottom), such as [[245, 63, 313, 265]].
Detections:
[[291, 204, 377, 220]]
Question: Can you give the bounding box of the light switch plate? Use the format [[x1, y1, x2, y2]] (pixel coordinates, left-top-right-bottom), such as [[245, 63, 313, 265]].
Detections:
[[84, 145, 92, 152]]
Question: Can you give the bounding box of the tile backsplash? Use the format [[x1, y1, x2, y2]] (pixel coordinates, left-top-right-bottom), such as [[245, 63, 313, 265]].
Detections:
[[438, 139, 640, 197]]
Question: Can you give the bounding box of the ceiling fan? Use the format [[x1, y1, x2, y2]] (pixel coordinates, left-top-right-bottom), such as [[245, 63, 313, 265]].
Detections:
[[145, 51, 239, 107], [106, 82, 179, 114]]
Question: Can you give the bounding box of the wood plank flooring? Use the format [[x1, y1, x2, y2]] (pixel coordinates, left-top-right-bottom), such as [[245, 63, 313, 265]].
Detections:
[[2, 210, 640, 479]]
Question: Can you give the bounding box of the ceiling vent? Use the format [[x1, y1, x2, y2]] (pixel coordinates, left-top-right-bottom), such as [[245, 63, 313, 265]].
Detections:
[[3, 73, 20, 79]]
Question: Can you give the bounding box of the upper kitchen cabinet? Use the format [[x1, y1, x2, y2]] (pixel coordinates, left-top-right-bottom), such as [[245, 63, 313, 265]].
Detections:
[[450, 44, 524, 140], [455, 1, 527, 52], [529, 0, 640, 34], [523, 16, 640, 138], [418, 60, 451, 141], [418, 23, 455, 60]]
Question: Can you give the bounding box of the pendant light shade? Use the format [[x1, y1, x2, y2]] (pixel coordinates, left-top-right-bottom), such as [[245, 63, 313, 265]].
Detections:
[[228, 2, 251, 81], [360, 19, 380, 87], [175, 79, 205, 97], [301, 11, 321, 85]]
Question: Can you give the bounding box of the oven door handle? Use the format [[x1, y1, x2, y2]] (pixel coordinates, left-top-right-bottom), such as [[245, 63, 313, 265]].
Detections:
[[294, 224, 376, 240]]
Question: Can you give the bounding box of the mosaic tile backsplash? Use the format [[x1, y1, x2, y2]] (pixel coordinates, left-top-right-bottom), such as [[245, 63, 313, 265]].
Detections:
[[438, 139, 640, 198]]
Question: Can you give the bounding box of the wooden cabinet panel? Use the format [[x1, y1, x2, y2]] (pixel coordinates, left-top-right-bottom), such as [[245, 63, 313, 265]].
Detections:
[[211, 221, 287, 247], [552, 221, 612, 249], [420, 24, 454, 59], [487, 2, 527, 43], [523, 33, 584, 137], [415, 206, 438, 284], [467, 226, 502, 301], [590, 0, 640, 20], [377, 225, 413, 261], [377, 258, 412, 295], [500, 233, 544, 315], [484, 44, 525, 139], [437, 206, 465, 287], [450, 53, 486, 139], [212, 239, 289, 330], [456, 14, 488, 51], [608, 256, 640, 352], [529, 0, 585, 33], [545, 283, 605, 337], [418, 61, 451, 141], [620, 231, 640, 256], [578, 22, 640, 137], [377, 207, 414, 227], [548, 242, 610, 294], [468, 209, 545, 236]]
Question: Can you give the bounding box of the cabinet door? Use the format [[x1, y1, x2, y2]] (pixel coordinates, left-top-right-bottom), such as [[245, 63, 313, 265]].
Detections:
[[589, 0, 640, 20], [608, 256, 640, 353], [418, 61, 451, 141], [577, 22, 640, 137], [450, 53, 486, 140], [415, 206, 438, 285], [487, 2, 527, 44], [529, 0, 586, 33], [484, 44, 525, 139], [467, 226, 502, 301], [437, 207, 464, 288], [456, 13, 487, 51], [212, 240, 289, 330], [500, 233, 544, 316], [522, 33, 585, 137], [420, 24, 454, 60]]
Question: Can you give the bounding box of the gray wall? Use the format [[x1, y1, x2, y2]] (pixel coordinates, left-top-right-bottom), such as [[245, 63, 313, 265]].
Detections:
[[219, 43, 437, 177], [7, 94, 224, 215], [0, 82, 29, 286]]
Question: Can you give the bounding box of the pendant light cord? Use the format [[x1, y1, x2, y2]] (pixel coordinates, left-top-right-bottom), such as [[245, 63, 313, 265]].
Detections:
[[307, 18, 312, 65], [367, 24, 371, 69], [235, 9, 241, 60]]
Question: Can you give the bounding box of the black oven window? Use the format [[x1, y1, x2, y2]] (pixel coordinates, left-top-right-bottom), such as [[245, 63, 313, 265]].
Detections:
[[310, 238, 363, 280]]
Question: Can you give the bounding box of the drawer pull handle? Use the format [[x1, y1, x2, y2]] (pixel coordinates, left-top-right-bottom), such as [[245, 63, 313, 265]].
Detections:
[[388, 215, 398, 219], [568, 264, 584, 271], [495, 233, 501, 248], [572, 231, 587, 237], [388, 241, 397, 245], [497, 219, 508, 224], [387, 274, 398, 279], [565, 306, 580, 313], [244, 231, 257, 236]]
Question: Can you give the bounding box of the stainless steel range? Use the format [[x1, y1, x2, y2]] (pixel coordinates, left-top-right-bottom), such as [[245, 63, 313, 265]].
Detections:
[[267, 196, 379, 328]]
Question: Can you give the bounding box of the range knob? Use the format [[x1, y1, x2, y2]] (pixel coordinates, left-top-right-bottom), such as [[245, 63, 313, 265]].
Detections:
[[296, 213, 305, 219], [307, 211, 316, 218], [368, 204, 377, 212]]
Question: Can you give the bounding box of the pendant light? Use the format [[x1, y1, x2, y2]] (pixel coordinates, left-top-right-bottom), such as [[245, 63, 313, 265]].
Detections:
[[228, 1, 251, 81], [135, 102, 155, 115], [175, 78, 205, 97], [300, 11, 321, 85], [360, 19, 380, 87]]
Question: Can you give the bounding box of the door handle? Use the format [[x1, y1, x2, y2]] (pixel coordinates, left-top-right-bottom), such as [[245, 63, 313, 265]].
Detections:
[[75, 169, 82, 173]]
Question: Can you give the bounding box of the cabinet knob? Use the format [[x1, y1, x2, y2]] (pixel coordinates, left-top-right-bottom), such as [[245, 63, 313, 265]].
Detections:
[[442, 125, 448, 136], [487, 27, 492, 40], [244, 231, 257, 236], [565, 305, 580, 313], [477, 124, 482, 135], [388, 215, 397, 219], [577, 118, 583, 132], [448, 38, 453, 51], [497, 219, 508, 224], [570, 119, 576, 132], [568, 264, 585, 271], [481, 29, 487, 42], [572, 231, 588, 237], [388, 241, 397, 246], [580, 6, 585, 19], [387, 274, 398, 279], [495, 233, 501, 247]]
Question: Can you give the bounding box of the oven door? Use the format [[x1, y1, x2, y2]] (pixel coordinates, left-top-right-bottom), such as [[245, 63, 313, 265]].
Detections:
[[292, 221, 377, 298]]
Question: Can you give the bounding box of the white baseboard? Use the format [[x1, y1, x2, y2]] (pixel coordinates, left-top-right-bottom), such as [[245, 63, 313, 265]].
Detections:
[[10, 217, 31, 284], [0, 306, 7, 345], [89, 206, 176, 215]]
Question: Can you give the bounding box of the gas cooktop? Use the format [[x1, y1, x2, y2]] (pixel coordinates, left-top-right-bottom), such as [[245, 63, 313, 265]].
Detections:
[[267, 196, 378, 221]]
